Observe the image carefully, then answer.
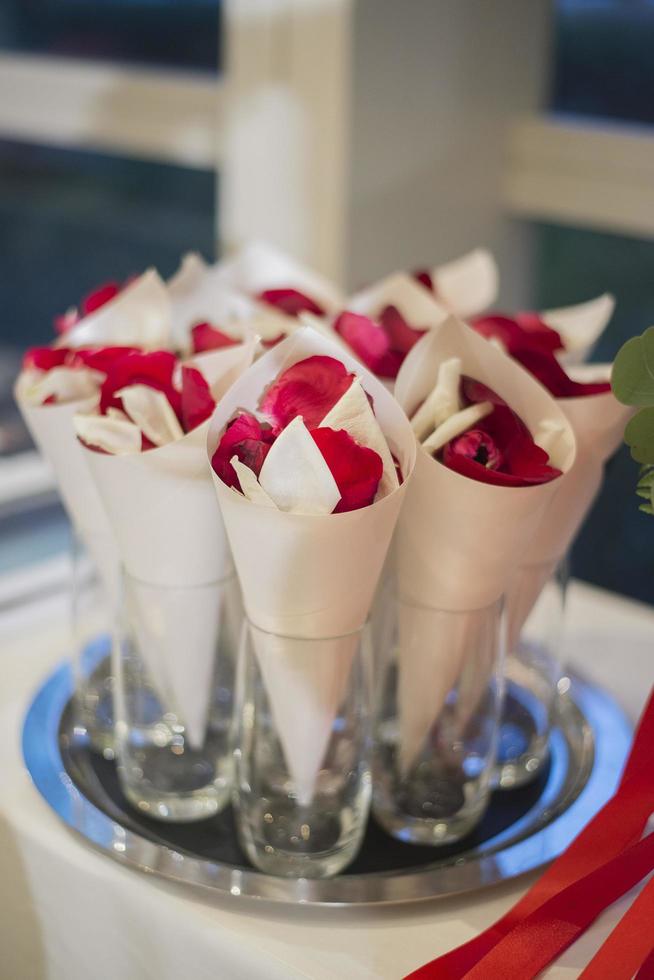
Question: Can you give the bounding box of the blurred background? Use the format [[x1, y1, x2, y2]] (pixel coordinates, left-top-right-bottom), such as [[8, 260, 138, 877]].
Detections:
[[1, 0, 652, 609]]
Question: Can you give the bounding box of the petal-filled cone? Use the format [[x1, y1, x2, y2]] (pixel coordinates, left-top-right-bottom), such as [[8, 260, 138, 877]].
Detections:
[[208, 328, 416, 801], [393, 316, 577, 771], [83, 341, 255, 748], [251, 629, 359, 806], [60, 269, 172, 350], [507, 364, 633, 648], [14, 380, 119, 601]]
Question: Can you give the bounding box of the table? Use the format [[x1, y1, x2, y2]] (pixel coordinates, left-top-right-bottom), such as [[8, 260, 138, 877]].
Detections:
[[0, 581, 651, 980]]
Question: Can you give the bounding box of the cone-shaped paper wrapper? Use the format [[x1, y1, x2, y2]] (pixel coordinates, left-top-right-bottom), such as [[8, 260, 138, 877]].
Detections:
[[14, 380, 119, 600], [214, 241, 344, 314], [61, 269, 172, 350], [208, 327, 416, 801], [507, 363, 633, 646], [83, 340, 255, 747], [544, 293, 615, 366], [393, 316, 577, 771]]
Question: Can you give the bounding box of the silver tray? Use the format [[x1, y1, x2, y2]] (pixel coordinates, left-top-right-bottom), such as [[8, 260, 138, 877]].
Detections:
[[23, 662, 631, 907]]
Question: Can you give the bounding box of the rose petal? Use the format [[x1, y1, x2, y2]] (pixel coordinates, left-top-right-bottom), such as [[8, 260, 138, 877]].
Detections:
[[82, 282, 121, 315], [257, 288, 325, 317], [333, 312, 403, 379], [70, 346, 141, 374], [259, 416, 341, 515], [413, 269, 434, 291], [230, 456, 277, 507], [191, 322, 238, 353], [54, 308, 79, 336], [180, 365, 216, 431], [509, 348, 611, 398], [472, 314, 563, 356], [116, 384, 184, 446], [74, 412, 142, 455], [22, 366, 103, 405], [311, 426, 383, 513], [378, 305, 427, 355], [260, 355, 356, 434], [321, 378, 399, 497], [447, 429, 503, 470], [99, 350, 181, 418], [211, 412, 275, 490], [22, 347, 70, 372]]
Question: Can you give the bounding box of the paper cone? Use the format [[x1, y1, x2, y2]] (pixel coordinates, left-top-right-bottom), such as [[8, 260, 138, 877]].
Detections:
[[252, 629, 359, 806], [14, 379, 119, 601], [393, 316, 577, 771], [208, 327, 416, 800], [543, 293, 615, 366], [61, 269, 172, 350], [214, 241, 344, 314], [507, 363, 633, 647], [431, 248, 499, 318], [167, 253, 258, 351], [347, 272, 450, 327], [82, 340, 255, 747]]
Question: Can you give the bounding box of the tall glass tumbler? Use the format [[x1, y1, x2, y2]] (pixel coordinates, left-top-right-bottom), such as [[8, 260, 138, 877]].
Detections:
[[234, 622, 373, 878], [113, 569, 242, 822], [373, 595, 505, 845], [497, 558, 569, 789], [71, 530, 116, 757]]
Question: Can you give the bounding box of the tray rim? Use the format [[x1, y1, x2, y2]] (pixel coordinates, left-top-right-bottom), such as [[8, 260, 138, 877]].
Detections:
[[22, 661, 632, 907]]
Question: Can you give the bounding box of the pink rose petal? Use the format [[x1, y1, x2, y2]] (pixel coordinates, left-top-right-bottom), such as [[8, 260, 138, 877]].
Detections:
[[191, 322, 238, 353], [211, 412, 275, 490]]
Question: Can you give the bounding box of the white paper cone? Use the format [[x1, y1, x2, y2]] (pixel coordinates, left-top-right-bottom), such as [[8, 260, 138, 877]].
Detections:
[[82, 340, 255, 747], [252, 629, 358, 805], [393, 316, 577, 771], [60, 269, 172, 350], [507, 363, 632, 646], [347, 272, 450, 327], [543, 293, 615, 365], [214, 241, 344, 313], [208, 327, 416, 799], [14, 380, 119, 601], [431, 248, 499, 318]]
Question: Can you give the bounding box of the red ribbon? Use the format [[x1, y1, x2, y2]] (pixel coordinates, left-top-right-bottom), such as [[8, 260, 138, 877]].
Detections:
[[580, 873, 654, 979], [404, 687, 654, 980]]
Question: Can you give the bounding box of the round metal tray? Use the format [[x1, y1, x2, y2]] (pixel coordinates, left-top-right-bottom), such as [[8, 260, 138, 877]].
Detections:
[[22, 662, 631, 906]]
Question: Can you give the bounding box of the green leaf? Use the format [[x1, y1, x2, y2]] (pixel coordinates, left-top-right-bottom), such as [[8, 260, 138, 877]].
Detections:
[[611, 326, 654, 406], [639, 500, 654, 515], [625, 408, 654, 464]]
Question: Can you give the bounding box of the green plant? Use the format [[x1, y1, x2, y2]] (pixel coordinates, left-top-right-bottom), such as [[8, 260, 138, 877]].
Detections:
[[612, 325, 654, 514]]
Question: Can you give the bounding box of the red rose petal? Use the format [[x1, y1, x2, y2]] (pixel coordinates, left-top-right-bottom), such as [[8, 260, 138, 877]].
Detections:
[[22, 347, 70, 371], [191, 322, 238, 353], [261, 333, 288, 349], [82, 282, 121, 316], [448, 429, 503, 471], [260, 355, 356, 434], [180, 366, 215, 432], [413, 269, 434, 291], [311, 427, 383, 513], [378, 305, 426, 356], [99, 350, 182, 418], [211, 412, 275, 490], [472, 314, 563, 356], [70, 346, 141, 374], [257, 288, 325, 318], [333, 311, 403, 379], [510, 348, 611, 398]]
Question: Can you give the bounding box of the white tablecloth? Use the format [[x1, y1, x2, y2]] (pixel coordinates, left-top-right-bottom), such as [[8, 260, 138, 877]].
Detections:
[[0, 581, 652, 980]]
